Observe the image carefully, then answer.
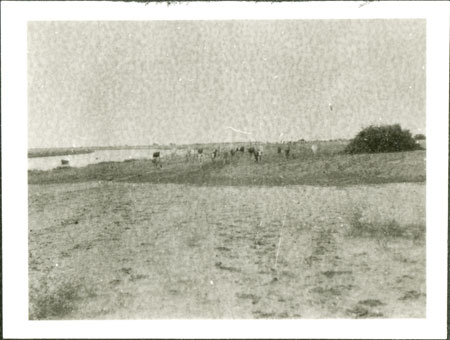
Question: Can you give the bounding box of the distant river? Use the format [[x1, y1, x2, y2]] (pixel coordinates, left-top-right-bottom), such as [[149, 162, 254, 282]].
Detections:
[[28, 148, 185, 171]]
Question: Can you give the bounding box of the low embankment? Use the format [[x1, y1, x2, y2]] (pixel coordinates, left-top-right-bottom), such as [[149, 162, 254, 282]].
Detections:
[[28, 148, 426, 187]]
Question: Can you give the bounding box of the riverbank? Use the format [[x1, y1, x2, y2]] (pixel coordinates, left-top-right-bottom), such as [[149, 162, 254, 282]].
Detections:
[[28, 149, 426, 187]]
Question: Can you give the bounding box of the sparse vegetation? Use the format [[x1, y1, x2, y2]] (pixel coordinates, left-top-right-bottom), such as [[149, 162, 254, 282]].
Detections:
[[29, 276, 95, 320], [29, 182, 426, 319], [345, 124, 423, 154], [347, 209, 425, 241]]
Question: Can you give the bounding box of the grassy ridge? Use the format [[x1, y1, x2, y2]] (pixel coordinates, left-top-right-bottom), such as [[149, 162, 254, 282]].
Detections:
[[28, 146, 426, 187]]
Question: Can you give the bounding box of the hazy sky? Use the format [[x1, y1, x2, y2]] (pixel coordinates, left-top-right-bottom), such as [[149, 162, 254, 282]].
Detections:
[[28, 20, 425, 148]]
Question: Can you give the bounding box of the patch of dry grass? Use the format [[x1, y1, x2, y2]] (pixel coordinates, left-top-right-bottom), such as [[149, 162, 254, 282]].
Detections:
[[29, 275, 96, 320], [347, 209, 425, 242]]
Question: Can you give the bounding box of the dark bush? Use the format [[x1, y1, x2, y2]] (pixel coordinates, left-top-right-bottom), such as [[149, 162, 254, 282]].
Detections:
[[414, 134, 426, 140], [345, 124, 422, 154]]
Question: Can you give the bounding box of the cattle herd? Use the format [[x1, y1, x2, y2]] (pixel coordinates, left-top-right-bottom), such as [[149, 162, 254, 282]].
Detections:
[[151, 143, 319, 169]]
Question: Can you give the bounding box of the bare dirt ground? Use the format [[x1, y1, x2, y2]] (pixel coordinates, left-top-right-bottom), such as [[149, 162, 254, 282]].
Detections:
[[29, 182, 425, 319]]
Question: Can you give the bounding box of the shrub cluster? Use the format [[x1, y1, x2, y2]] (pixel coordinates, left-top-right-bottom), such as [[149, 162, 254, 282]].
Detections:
[[346, 210, 425, 242], [345, 124, 422, 154]]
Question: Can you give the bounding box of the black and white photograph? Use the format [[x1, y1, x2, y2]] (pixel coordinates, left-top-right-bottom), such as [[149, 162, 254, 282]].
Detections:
[[2, 1, 448, 338]]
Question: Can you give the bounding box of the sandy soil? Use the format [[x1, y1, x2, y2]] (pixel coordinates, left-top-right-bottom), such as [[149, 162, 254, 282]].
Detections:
[[29, 182, 425, 319]]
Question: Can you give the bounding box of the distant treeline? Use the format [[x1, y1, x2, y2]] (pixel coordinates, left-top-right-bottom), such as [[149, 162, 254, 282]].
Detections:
[[28, 148, 95, 158], [29, 140, 352, 155], [28, 139, 353, 158]]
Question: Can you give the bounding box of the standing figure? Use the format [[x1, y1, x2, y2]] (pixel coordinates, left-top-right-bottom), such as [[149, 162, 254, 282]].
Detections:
[[285, 146, 291, 159], [185, 149, 192, 162], [248, 147, 255, 157], [152, 151, 162, 169], [222, 151, 230, 164], [211, 148, 218, 162], [255, 148, 263, 163], [197, 148, 204, 163]]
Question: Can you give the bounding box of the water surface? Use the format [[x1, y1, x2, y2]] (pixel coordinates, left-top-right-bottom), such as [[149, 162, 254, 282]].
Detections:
[[28, 148, 187, 171]]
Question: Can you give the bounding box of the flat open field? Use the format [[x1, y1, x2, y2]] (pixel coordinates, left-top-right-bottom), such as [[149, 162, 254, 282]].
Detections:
[[29, 181, 425, 319], [28, 142, 426, 319]]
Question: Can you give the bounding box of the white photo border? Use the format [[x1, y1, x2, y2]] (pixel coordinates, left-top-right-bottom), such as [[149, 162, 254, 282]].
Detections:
[[2, 1, 448, 338]]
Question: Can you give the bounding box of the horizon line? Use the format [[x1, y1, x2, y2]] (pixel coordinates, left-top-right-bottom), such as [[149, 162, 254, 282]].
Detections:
[[28, 138, 353, 151]]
